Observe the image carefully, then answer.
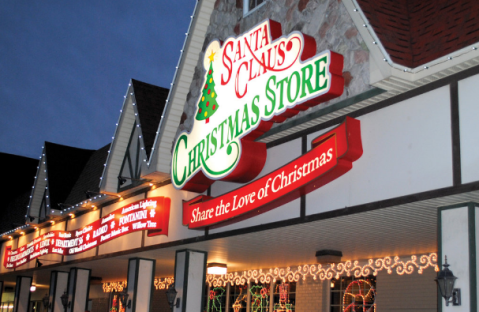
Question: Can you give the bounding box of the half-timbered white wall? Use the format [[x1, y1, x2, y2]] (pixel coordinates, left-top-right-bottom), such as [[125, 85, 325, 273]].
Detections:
[[459, 74, 479, 184], [307, 86, 453, 215]]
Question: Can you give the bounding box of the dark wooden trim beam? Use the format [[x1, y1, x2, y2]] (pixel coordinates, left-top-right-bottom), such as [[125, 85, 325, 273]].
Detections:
[[450, 81, 462, 186]]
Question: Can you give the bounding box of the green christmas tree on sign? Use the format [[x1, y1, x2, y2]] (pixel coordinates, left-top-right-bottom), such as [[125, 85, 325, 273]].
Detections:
[[196, 51, 219, 124]]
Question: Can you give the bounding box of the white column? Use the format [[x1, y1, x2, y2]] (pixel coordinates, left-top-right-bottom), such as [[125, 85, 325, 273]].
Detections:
[[174, 249, 207, 312], [125, 258, 156, 312], [439, 202, 478, 312], [13, 276, 32, 312], [48, 271, 69, 312], [66, 268, 91, 312]]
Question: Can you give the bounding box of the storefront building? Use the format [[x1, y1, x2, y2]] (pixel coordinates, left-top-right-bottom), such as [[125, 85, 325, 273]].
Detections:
[[2, 0, 479, 311]]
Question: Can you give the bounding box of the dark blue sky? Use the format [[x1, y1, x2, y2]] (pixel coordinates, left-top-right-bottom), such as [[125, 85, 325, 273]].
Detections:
[[0, 0, 196, 159]]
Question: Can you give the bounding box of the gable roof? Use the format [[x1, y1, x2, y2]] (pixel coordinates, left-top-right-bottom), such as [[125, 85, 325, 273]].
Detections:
[[100, 79, 169, 193], [44, 142, 95, 211], [131, 79, 169, 158], [357, 0, 479, 68], [0, 153, 37, 200], [0, 153, 37, 233], [64, 143, 111, 205]]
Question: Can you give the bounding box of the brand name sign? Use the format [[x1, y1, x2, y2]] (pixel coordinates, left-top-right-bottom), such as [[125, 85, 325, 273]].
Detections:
[[182, 117, 362, 229], [3, 197, 170, 269], [172, 19, 344, 192]]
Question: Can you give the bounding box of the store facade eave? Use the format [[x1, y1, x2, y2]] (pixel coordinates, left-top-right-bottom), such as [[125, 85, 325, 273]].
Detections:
[[4, 186, 479, 286]]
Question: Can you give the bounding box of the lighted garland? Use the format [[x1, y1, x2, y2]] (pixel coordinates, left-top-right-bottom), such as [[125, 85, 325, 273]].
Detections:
[[103, 281, 127, 293], [154, 277, 174, 290], [206, 253, 438, 287], [102, 277, 174, 293]]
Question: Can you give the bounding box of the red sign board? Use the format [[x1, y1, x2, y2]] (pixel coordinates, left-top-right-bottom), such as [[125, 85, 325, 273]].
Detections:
[[4, 197, 170, 269], [182, 117, 362, 229]]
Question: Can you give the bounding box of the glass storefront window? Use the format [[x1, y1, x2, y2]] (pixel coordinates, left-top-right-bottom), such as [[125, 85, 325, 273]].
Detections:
[[273, 281, 295, 311], [249, 282, 270, 312], [229, 284, 247, 312], [330, 276, 376, 312], [206, 286, 226, 312]]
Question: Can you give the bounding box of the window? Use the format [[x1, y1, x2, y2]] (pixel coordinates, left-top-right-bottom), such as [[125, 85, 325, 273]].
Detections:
[[206, 286, 226, 312], [249, 282, 270, 312], [273, 281, 296, 311], [229, 284, 247, 312], [244, 0, 266, 15], [330, 276, 376, 312]]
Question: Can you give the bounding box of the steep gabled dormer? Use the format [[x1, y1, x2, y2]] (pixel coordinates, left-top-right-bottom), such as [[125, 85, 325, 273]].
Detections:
[[26, 142, 94, 223], [99, 79, 168, 194]]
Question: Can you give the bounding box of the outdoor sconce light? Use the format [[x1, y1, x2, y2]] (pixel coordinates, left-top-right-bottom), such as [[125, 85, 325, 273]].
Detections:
[[60, 291, 70, 312], [166, 283, 180, 309], [118, 291, 131, 309], [42, 294, 49, 309], [30, 285, 36, 292], [435, 256, 461, 306], [207, 263, 227, 275]]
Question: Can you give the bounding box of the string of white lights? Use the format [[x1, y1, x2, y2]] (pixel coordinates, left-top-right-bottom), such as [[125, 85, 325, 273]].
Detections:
[[102, 277, 174, 293], [147, 1, 200, 168]]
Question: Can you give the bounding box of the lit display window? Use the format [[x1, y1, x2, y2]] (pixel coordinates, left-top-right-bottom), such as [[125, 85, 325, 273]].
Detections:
[[330, 276, 376, 312], [248, 282, 270, 312], [206, 286, 226, 312], [273, 281, 295, 312], [229, 284, 247, 312]]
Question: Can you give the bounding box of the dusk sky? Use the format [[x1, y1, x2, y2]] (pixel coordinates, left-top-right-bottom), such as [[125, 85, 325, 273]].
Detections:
[[0, 0, 196, 159]]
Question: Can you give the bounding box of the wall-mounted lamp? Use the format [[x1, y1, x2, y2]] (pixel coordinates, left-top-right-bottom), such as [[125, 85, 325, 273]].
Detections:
[[60, 291, 70, 312], [207, 263, 227, 275], [118, 291, 131, 309], [30, 285, 36, 292], [435, 256, 461, 306], [42, 294, 49, 309], [166, 283, 180, 309]]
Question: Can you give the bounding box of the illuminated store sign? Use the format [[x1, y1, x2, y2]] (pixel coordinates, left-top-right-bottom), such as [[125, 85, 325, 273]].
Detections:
[[183, 117, 362, 229], [3, 197, 170, 269], [172, 19, 345, 192]]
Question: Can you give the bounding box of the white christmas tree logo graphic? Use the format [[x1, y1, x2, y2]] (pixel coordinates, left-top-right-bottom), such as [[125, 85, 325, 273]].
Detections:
[[196, 51, 220, 124]]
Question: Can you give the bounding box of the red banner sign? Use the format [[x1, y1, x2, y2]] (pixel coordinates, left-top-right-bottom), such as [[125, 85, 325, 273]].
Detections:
[[182, 117, 362, 229], [4, 197, 170, 269]]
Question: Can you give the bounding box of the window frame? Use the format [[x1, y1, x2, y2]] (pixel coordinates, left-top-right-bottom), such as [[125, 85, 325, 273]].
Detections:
[[330, 275, 376, 312], [243, 0, 267, 17]]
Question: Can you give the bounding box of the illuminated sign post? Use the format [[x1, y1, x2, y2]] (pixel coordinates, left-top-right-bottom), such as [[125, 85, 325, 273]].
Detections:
[[3, 197, 170, 269], [172, 19, 345, 192]]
